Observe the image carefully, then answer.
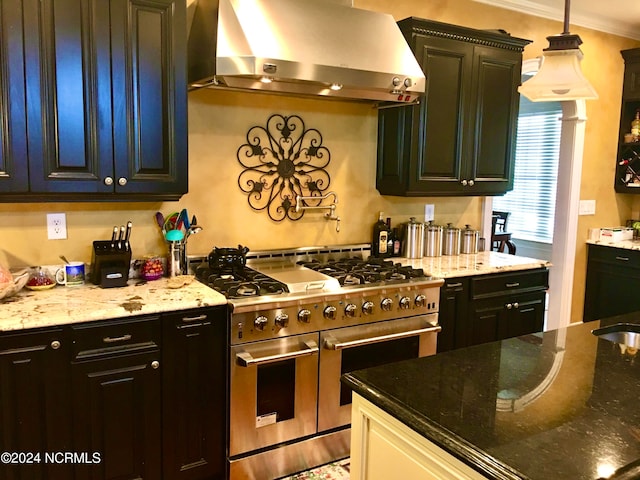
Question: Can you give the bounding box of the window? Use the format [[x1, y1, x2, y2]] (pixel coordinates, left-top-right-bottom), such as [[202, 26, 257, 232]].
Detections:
[[493, 77, 562, 244]]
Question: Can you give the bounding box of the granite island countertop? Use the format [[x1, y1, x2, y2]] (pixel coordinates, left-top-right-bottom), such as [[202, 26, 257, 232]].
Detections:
[[343, 312, 640, 480], [0, 276, 227, 332]]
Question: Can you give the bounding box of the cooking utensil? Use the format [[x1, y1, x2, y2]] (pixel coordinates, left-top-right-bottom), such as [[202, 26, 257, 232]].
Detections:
[[110, 226, 119, 249], [164, 212, 179, 231], [208, 245, 250, 271], [155, 212, 165, 232], [124, 221, 133, 251], [461, 224, 479, 254], [178, 209, 190, 231], [59, 255, 70, 265], [165, 229, 185, 242], [401, 217, 424, 259]]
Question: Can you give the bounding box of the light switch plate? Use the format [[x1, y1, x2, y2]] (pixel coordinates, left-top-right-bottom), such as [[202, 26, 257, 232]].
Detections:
[[578, 200, 596, 216], [47, 213, 67, 239]]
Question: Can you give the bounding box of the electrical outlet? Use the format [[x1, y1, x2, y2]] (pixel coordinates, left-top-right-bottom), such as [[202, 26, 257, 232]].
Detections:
[[424, 204, 435, 222], [47, 213, 67, 240]]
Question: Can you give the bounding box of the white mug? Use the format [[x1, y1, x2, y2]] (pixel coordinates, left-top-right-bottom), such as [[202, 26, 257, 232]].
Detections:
[[56, 262, 85, 286]]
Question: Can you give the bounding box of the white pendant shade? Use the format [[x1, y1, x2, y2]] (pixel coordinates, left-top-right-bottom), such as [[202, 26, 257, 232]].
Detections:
[[518, 49, 598, 102]]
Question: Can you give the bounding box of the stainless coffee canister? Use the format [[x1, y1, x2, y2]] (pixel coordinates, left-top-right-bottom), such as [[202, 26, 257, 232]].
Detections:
[[424, 221, 443, 257], [442, 223, 461, 256], [402, 217, 425, 259], [461, 224, 479, 254]]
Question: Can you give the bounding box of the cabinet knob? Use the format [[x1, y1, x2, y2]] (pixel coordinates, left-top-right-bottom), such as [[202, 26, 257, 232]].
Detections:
[[461, 179, 468, 186], [104, 176, 114, 186], [468, 179, 475, 186], [118, 177, 128, 186], [506, 303, 513, 309], [50, 340, 61, 350], [513, 302, 519, 309], [151, 361, 160, 369]]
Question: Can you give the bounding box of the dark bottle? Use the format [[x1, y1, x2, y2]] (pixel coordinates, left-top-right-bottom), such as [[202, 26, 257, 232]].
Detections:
[[392, 227, 402, 256], [385, 218, 394, 256], [372, 212, 390, 258]]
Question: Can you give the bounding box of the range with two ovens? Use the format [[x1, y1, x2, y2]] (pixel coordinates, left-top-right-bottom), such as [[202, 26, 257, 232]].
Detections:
[[194, 244, 443, 480]]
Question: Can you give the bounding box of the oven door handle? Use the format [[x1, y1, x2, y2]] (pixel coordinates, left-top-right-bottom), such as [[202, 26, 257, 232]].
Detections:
[[323, 325, 441, 350], [236, 340, 319, 367]]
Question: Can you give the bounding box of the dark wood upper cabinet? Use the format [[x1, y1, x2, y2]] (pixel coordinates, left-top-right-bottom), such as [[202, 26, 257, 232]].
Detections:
[[615, 48, 640, 192], [0, 0, 187, 202], [377, 18, 530, 197]]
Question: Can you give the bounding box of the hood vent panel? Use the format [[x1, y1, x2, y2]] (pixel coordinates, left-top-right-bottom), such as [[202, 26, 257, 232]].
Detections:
[[187, 0, 426, 103]]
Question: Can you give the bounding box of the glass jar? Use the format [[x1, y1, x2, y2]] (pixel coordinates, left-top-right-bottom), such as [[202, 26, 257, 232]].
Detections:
[[139, 256, 164, 281]]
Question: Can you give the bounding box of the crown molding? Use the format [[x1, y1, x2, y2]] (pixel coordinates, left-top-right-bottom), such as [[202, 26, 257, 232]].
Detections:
[[473, 0, 640, 41]]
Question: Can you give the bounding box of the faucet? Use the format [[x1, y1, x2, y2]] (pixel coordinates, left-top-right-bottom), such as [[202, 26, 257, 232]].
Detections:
[[295, 192, 340, 232]]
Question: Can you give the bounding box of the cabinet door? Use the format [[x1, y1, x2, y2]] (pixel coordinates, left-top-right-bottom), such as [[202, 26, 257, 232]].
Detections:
[[468, 46, 521, 194], [71, 351, 161, 480], [23, 0, 113, 194], [437, 278, 469, 352], [162, 307, 227, 480], [469, 299, 504, 346], [411, 34, 472, 195], [0, 0, 29, 192], [110, 0, 187, 196], [0, 329, 72, 480], [500, 291, 546, 340]]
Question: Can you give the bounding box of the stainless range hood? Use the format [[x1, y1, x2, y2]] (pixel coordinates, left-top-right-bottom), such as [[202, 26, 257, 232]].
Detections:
[[187, 0, 425, 103]]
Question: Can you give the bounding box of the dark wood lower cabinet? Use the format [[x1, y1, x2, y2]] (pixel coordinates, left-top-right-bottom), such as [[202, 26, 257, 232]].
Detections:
[[438, 268, 549, 351], [0, 329, 72, 480], [162, 307, 227, 480], [0, 306, 228, 480], [584, 244, 640, 321]]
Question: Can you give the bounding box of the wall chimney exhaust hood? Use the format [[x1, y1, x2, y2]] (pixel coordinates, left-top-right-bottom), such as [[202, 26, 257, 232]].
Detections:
[[187, 0, 426, 103]]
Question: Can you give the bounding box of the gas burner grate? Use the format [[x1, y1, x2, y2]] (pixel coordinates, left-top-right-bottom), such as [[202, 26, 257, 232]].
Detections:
[[298, 256, 426, 285], [195, 264, 289, 299]]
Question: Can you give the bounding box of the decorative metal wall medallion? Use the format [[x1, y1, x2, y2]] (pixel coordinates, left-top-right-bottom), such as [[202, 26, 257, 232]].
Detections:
[[237, 114, 331, 222]]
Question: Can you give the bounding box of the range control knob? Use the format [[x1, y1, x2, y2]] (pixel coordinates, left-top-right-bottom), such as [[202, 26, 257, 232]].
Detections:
[[415, 294, 427, 308], [344, 303, 357, 317], [275, 313, 289, 329], [362, 301, 374, 315], [254, 315, 268, 330], [399, 296, 411, 310], [323, 306, 337, 320], [298, 309, 311, 323], [381, 298, 393, 311]]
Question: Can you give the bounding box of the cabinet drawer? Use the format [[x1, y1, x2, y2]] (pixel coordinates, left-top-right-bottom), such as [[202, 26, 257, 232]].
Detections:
[[70, 316, 160, 360], [588, 244, 640, 267], [471, 268, 549, 299]]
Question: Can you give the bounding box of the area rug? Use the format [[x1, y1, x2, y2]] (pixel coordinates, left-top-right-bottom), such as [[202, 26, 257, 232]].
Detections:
[[282, 458, 350, 480]]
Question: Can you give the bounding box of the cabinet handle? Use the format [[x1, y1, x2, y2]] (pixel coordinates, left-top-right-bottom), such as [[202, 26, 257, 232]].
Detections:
[[50, 340, 61, 350], [615, 256, 630, 261], [151, 361, 160, 369], [446, 282, 463, 288], [182, 314, 207, 323], [505, 282, 520, 288], [468, 179, 475, 186], [506, 303, 513, 309], [103, 334, 132, 344], [461, 179, 468, 186], [104, 176, 113, 186], [118, 177, 127, 186]]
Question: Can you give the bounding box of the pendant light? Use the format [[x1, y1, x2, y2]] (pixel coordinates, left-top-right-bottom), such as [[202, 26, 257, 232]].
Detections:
[[518, 0, 598, 102]]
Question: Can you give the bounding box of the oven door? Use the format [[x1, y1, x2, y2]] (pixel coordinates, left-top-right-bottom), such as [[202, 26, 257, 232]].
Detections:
[[318, 313, 440, 432], [229, 333, 319, 456]]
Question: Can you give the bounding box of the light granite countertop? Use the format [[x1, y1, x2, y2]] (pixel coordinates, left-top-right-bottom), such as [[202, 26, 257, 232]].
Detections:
[[0, 276, 227, 333], [586, 238, 640, 251], [1, 251, 548, 334], [395, 251, 551, 278]]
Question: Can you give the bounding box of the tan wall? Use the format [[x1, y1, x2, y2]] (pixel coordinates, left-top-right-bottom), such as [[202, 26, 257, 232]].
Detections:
[[1, 0, 639, 324]]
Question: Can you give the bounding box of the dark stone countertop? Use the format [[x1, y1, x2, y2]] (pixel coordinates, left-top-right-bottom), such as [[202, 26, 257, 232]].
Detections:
[[342, 313, 640, 480]]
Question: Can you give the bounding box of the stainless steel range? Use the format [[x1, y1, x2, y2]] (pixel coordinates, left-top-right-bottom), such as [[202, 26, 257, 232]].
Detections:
[[194, 244, 443, 480]]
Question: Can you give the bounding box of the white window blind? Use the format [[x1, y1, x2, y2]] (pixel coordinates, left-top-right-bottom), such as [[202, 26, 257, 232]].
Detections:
[[493, 97, 562, 244]]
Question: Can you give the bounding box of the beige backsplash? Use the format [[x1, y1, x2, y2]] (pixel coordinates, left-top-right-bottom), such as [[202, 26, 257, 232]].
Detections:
[[0, 88, 481, 270]]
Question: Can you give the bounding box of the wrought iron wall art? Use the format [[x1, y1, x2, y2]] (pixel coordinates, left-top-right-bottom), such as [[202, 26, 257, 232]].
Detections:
[[237, 114, 332, 222]]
